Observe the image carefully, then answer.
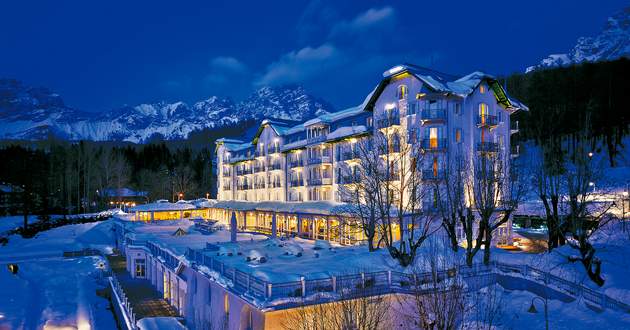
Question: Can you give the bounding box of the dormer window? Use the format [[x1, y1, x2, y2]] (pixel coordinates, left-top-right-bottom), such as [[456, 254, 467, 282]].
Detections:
[[479, 84, 486, 94], [397, 85, 408, 100]]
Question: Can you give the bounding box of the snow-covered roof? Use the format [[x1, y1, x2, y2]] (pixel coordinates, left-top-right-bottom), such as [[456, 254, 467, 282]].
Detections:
[[129, 200, 196, 212], [326, 125, 368, 141], [100, 187, 147, 198], [208, 200, 349, 215]]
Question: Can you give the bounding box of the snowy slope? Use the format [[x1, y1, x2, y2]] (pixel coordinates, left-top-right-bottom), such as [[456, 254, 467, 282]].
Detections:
[[526, 6, 630, 73], [0, 80, 334, 143]]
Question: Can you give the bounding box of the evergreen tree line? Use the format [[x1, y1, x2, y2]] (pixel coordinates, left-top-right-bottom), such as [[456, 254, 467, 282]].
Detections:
[[506, 58, 630, 167], [0, 141, 214, 217]]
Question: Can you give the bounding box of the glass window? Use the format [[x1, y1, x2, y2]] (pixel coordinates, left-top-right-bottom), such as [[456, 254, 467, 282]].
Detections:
[[455, 128, 462, 143], [480, 84, 486, 94], [397, 85, 408, 100]]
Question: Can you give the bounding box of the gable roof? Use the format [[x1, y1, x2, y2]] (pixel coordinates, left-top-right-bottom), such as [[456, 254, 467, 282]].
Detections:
[[365, 64, 528, 112]]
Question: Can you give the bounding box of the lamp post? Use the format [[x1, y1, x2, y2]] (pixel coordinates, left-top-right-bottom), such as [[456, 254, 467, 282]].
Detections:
[[527, 296, 548, 330]]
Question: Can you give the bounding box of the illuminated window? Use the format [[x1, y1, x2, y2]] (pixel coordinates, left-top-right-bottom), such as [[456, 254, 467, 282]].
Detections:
[[397, 85, 408, 100], [480, 84, 486, 94], [455, 128, 462, 143]]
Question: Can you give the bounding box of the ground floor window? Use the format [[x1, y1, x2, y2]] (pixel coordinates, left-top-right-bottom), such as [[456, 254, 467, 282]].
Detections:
[[135, 259, 146, 278]]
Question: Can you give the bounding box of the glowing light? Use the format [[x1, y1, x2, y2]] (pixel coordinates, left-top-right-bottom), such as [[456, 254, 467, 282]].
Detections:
[[385, 103, 396, 110], [274, 138, 279, 143], [589, 182, 594, 187], [349, 138, 357, 144], [588, 152, 593, 158], [388, 65, 404, 75], [623, 191, 628, 197]]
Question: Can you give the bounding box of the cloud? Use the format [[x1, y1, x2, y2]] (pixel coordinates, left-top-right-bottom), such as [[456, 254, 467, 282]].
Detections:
[[255, 44, 345, 86], [330, 7, 395, 38], [209, 56, 248, 75]]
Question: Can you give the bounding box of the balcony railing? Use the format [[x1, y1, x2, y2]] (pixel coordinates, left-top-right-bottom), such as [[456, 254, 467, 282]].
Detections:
[[419, 139, 447, 151], [337, 174, 360, 185], [253, 165, 265, 173], [307, 156, 332, 165], [421, 108, 446, 123], [236, 168, 252, 176], [476, 142, 499, 153], [222, 185, 232, 191], [476, 115, 498, 127], [337, 151, 358, 161], [289, 159, 304, 168], [237, 184, 253, 191], [376, 115, 401, 129], [421, 170, 445, 181], [307, 135, 327, 144], [254, 182, 266, 189], [308, 177, 333, 186], [268, 163, 282, 170], [289, 179, 304, 187], [222, 171, 232, 178], [268, 181, 282, 188], [254, 150, 265, 158]]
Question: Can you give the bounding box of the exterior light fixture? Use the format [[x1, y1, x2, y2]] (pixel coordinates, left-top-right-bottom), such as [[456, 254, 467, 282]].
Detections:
[[588, 152, 593, 158], [387, 65, 404, 75], [589, 182, 594, 187], [385, 103, 396, 110]]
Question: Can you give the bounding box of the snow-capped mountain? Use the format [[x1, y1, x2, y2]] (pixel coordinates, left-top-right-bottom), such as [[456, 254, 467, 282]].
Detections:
[[526, 6, 630, 73], [0, 80, 334, 143]]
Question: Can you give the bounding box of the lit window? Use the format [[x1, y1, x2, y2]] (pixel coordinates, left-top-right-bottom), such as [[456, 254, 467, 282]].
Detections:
[[397, 85, 408, 100], [455, 129, 462, 143], [480, 84, 486, 94]]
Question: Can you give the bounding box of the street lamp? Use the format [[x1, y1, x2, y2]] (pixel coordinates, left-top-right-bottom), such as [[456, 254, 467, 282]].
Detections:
[[527, 296, 548, 330], [178, 193, 183, 201]]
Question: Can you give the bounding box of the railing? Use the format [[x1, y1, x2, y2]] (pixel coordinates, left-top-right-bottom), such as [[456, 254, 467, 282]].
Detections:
[[307, 135, 327, 144], [254, 183, 266, 189], [236, 168, 252, 176], [289, 159, 304, 168], [376, 115, 401, 129], [477, 114, 498, 127], [289, 179, 304, 187], [237, 184, 253, 191], [222, 171, 232, 178], [307, 156, 332, 165], [254, 150, 265, 158], [308, 177, 333, 186], [110, 274, 138, 330], [420, 139, 447, 151], [253, 165, 265, 173], [337, 175, 360, 184], [269, 181, 282, 188], [421, 108, 446, 122], [476, 142, 499, 153], [268, 163, 282, 170], [337, 151, 358, 161], [135, 239, 630, 314], [222, 185, 232, 191]]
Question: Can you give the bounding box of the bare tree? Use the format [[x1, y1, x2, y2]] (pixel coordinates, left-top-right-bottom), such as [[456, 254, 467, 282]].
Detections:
[[371, 129, 438, 267], [563, 139, 615, 286], [396, 235, 466, 329], [434, 151, 469, 252], [534, 141, 566, 251], [282, 278, 392, 330], [336, 138, 383, 251], [466, 150, 525, 265]]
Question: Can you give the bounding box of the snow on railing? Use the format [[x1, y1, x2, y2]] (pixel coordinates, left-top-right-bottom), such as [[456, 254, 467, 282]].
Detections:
[[109, 274, 138, 330]]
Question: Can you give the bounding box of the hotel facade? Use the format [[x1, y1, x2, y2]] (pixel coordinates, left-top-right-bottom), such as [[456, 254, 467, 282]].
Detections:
[[215, 64, 526, 242]]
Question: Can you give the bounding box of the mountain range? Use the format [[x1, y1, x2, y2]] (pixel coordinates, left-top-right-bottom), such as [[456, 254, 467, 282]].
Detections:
[[526, 6, 630, 73], [0, 79, 333, 143]]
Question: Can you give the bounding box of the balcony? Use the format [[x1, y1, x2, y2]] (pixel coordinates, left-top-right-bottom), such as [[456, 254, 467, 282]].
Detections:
[[268, 163, 282, 171], [420, 139, 448, 152], [511, 145, 520, 158], [337, 174, 360, 185], [238, 184, 253, 191], [422, 170, 445, 181], [253, 165, 265, 173], [337, 151, 358, 161], [222, 171, 232, 178], [254, 182, 266, 189], [236, 168, 252, 176], [269, 181, 282, 188], [511, 120, 519, 135], [476, 142, 499, 153], [421, 108, 446, 123], [289, 159, 304, 168], [307, 156, 332, 165], [376, 115, 401, 129], [289, 179, 304, 187], [307, 135, 327, 145], [254, 150, 265, 158], [379, 143, 401, 155], [222, 185, 232, 191], [308, 177, 333, 186], [476, 115, 498, 128]]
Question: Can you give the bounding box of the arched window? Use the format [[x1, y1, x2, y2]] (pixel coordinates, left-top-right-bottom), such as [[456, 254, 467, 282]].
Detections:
[[397, 85, 408, 100]]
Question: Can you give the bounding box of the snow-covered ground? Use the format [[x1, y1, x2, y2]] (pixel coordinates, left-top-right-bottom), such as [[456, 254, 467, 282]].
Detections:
[[0, 219, 117, 329], [0, 215, 37, 235], [464, 285, 630, 329]]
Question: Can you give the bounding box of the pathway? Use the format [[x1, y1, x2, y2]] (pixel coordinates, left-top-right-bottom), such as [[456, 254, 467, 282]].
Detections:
[[107, 255, 178, 320]]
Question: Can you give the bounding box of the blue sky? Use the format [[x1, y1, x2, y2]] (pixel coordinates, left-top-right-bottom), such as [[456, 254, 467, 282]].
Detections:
[[0, 0, 626, 111]]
